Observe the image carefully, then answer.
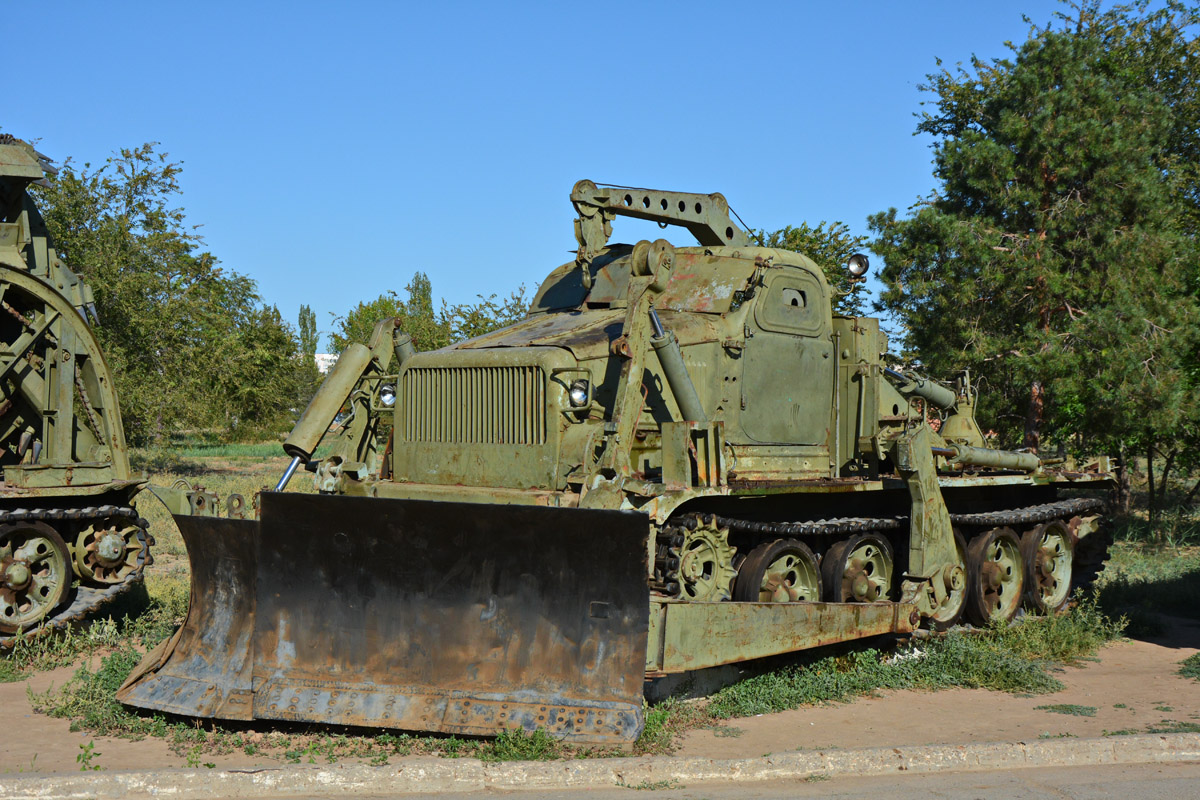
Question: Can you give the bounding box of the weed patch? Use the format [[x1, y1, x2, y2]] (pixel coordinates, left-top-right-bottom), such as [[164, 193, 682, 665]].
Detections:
[[479, 728, 564, 762], [617, 779, 682, 791], [634, 698, 709, 755], [76, 741, 101, 771], [987, 598, 1124, 664], [31, 646, 165, 737], [702, 634, 1065, 721], [1146, 719, 1200, 734], [1035, 704, 1097, 717], [1179, 654, 1200, 681], [708, 725, 744, 738]]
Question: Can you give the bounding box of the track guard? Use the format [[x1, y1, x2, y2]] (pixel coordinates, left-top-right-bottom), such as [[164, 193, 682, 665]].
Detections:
[[120, 493, 651, 744]]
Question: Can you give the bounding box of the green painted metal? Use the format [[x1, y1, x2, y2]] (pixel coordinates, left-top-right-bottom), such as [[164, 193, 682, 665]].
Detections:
[[949, 443, 1041, 472], [124, 179, 1116, 742], [0, 139, 97, 317], [884, 367, 958, 410], [285, 343, 372, 461], [649, 322, 707, 426], [645, 599, 918, 674]]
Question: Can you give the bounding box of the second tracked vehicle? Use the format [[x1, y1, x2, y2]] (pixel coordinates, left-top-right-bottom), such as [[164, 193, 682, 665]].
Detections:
[[120, 180, 1112, 744], [0, 136, 152, 643]]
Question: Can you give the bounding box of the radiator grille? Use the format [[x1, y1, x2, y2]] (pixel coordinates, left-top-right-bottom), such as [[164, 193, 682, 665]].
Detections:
[[400, 366, 546, 444]]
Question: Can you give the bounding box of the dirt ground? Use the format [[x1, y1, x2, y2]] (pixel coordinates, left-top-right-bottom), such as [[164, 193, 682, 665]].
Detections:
[[3, 618, 1200, 776], [678, 615, 1200, 759]]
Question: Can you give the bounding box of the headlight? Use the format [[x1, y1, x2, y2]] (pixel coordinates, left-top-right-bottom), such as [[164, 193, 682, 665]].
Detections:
[[379, 384, 396, 407], [568, 379, 590, 407], [847, 253, 870, 278]]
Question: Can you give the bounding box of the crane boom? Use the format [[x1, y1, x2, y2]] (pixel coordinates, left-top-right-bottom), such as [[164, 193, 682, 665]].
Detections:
[[571, 180, 750, 285]]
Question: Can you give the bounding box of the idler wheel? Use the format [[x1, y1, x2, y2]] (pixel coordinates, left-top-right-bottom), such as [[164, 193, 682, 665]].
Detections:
[[1020, 520, 1073, 614], [733, 539, 822, 603], [822, 533, 894, 603], [0, 521, 72, 634], [927, 530, 969, 631], [966, 527, 1025, 625]]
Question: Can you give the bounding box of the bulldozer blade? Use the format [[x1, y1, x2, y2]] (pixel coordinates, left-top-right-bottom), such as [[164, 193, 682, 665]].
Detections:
[[117, 514, 258, 719], [119, 493, 651, 743]]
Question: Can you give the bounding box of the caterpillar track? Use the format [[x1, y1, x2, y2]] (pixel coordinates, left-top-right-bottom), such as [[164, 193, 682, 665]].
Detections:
[[0, 505, 153, 646], [653, 497, 1109, 604]]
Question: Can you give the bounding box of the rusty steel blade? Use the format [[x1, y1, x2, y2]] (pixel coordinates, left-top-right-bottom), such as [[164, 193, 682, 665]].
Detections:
[[120, 493, 651, 744], [117, 515, 258, 719]]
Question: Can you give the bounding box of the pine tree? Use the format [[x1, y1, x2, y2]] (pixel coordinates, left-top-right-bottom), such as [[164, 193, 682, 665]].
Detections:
[[869, 0, 1200, 521]]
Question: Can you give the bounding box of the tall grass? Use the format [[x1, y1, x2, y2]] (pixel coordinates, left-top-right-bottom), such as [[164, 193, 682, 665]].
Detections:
[[1, 570, 189, 683], [700, 599, 1122, 722], [1095, 541, 1200, 633]]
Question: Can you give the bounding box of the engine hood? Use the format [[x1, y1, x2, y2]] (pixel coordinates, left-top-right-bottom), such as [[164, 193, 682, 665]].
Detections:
[[450, 309, 721, 360]]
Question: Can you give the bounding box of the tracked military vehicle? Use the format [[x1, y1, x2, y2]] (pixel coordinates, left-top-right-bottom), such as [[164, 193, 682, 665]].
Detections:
[[119, 181, 1110, 743], [0, 136, 151, 643]]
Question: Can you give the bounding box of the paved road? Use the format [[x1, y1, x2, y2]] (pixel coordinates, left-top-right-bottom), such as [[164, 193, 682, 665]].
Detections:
[[321, 762, 1200, 800]]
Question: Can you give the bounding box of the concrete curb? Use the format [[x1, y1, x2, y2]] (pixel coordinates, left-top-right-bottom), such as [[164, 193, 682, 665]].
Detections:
[[3, 733, 1200, 798]]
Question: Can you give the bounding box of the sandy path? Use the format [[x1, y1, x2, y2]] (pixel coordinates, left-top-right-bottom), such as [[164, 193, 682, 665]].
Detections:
[[0, 661, 285, 775]]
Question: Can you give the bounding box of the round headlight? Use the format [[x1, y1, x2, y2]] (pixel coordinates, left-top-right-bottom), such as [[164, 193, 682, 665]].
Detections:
[[379, 384, 396, 407], [847, 253, 870, 278], [568, 379, 590, 407]]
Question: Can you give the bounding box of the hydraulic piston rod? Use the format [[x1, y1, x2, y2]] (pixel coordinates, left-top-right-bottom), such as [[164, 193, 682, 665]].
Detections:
[[884, 367, 958, 410], [649, 308, 708, 425], [933, 444, 1041, 472]]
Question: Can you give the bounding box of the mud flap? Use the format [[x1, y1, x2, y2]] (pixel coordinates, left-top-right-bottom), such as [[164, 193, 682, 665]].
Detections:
[[119, 493, 651, 743]]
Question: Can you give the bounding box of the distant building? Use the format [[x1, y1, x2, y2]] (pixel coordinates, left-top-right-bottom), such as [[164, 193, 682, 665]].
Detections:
[[314, 353, 338, 374]]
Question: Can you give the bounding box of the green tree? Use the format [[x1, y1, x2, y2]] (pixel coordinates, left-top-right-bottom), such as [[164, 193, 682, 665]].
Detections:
[[868, 1, 1200, 522], [208, 304, 309, 438], [756, 222, 870, 315], [442, 286, 529, 341], [34, 143, 308, 443], [328, 274, 444, 354], [295, 303, 321, 399], [330, 272, 529, 353], [298, 304, 318, 357]]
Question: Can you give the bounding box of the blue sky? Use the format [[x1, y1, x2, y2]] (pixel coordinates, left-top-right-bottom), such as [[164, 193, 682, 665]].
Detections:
[[17, 1, 1071, 349]]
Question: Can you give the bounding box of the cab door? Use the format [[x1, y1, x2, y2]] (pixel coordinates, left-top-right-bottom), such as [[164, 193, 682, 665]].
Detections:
[[740, 267, 833, 445]]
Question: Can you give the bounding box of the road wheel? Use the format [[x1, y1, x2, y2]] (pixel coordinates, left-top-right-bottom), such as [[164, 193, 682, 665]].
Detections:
[[966, 527, 1024, 625], [1021, 521, 1073, 614], [927, 530, 969, 631], [0, 521, 72, 634], [733, 538, 821, 603], [822, 533, 894, 603]]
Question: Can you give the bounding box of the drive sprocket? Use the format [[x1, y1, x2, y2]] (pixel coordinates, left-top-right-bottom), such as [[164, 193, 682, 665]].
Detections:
[[653, 514, 738, 602]]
